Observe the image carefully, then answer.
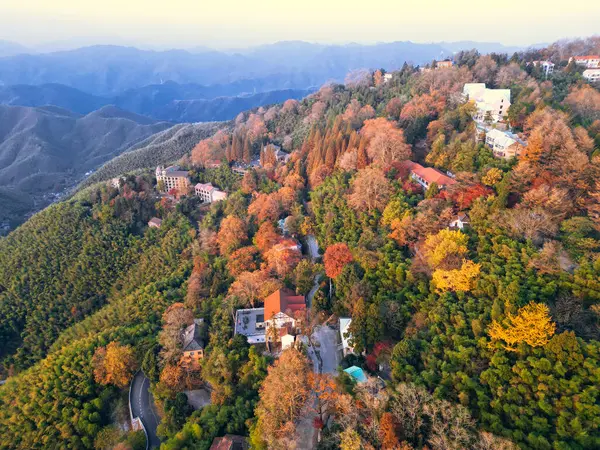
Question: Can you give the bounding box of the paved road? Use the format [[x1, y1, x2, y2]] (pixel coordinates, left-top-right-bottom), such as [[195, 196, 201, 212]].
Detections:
[[312, 325, 340, 374], [130, 372, 161, 449], [306, 235, 320, 261]]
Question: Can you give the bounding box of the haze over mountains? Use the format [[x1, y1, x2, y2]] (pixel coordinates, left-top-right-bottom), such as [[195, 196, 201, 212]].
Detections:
[[0, 38, 535, 231]]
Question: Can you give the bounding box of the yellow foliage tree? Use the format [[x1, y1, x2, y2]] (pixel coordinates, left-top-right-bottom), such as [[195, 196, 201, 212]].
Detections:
[[432, 260, 481, 293], [92, 342, 137, 389], [482, 167, 503, 186], [423, 229, 469, 269], [488, 302, 556, 351]]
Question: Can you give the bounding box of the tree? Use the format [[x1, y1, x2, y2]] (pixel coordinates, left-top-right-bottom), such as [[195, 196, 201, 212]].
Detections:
[[380, 412, 400, 449], [564, 85, 600, 122], [324, 243, 354, 279], [309, 373, 339, 425], [253, 349, 311, 447], [226, 246, 259, 276], [158, 303, 194, 364], [228, 270, 282, 308], [92, 342, 137, 389], [488, 302, 556, 351], [432, 260, 481, 293], [362, 118, 412, 166], [482, 168, 503, 186], [348, 167, 392, 212], [340, 428, 362, 450], [423, 229, 469, 270], [294, 259, 321, 295], [254, 221, 280, 254], [217, 215, 248, 255], [264, 242, 302, 277]]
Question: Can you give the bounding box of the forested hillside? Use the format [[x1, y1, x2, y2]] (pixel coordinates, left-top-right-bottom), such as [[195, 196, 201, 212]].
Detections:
[[1, 37, 600, 450]]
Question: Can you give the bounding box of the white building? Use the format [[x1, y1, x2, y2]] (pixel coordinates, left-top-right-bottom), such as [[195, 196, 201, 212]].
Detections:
[[281, 333, 295, 350], [570, 55, 600, 69], [194, 183, 228, 203], [532, 60, 555, 76], [383, 73, 393, 83], [449, 213, 470, 230], [485, 128, 525, 159], [339, 318, 354, 356], [463, 83, 511, 123], [583, 69, 600, 83], [156, 166, 190, 193], [234, 308, 266, 344]]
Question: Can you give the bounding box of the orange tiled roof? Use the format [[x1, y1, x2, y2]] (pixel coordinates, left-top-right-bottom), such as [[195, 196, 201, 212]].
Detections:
[[264, 288, 306, 321], [411, 164, 456, 187]]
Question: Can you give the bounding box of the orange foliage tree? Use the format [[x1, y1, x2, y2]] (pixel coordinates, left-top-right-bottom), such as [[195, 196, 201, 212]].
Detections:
[[217, 215, 248, 255], [324, 243, 354, 279], [92, 342, 137, 389], [362, 118, 412, 166], [226, 246, 259, 276], [348, 167, 392, 212]]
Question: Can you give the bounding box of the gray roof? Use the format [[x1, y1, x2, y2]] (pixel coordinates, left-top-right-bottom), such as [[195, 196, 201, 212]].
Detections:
[[182, 319, 205, 351]]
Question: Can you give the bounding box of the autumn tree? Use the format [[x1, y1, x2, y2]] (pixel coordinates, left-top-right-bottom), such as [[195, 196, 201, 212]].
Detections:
[[380, 412, 400, 449], [362, 118, 412, 166], [432, 260, 481, 293], [253, 349, 311, 447], [564, 85, 600, 122], [488, 302, 556, 351], [348, 167, 392, 212], [92, 342, 137, 389], [254, 221, 280, 254], [423, 229, 469, 270], [324, 243, 354, 279], [482, 167, 503, 186], [226, 246, 259, 276], [158, 303, 194, 364], [217, 215, 248, 255], [228, 270, 282, 308], [264, 240, 302, 277]]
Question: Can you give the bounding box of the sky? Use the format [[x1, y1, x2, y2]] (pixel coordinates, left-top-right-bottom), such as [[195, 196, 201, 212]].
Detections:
[[0, 0, 598, 50]]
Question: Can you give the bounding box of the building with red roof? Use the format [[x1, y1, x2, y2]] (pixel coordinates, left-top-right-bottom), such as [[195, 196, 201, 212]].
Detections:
[[209, 435, 248, 450], [570, 55, 600, 69], [401, 161, 456, 190]]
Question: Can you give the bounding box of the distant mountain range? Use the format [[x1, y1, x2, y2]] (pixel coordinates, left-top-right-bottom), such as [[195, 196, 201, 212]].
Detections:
[[0, 38, 538, 232], [0, 104, 172, 227], [0, 40, 535, 95], [0, 82, 313, 122]]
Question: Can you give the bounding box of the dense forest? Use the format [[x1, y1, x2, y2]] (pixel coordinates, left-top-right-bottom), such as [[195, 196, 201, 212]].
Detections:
[[1, 36, 600, 450]]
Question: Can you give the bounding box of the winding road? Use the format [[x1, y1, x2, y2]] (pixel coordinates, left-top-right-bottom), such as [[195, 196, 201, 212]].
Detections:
[[130, 372, 161, 449]]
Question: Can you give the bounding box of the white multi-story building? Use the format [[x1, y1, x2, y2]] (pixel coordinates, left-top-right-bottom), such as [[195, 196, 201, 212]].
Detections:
[[532, 60, 555, 76], [583, 69, 600, 82], [194, 182, 228, 203], [156, 166, 190, 193], [485, 128, 525, 159], [463, 83, 511, 123], [570, 55, 600, 69]]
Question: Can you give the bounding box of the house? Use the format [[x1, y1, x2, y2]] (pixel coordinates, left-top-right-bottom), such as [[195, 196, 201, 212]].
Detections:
[[234, 308, 266, 344], [400, 161, 456, 190], [449, 213, 470, 230], [148, 217, 163, 229], [339, 318, 354, 356], [209, 435, 248, 450], [263, 288, 306, 330], [195, 183, 228, 203], [583, 69, 600, 82], [436, 60, 453, 69], [344, 366, 368, 384], [531, 60, 555, 76], [180, 319, 205, 370], [156, 165, 190, 193], [463, 83, 511, 123], [383, 73, 393, 83], [485, 128, 525, 159], [570, 55, 600, 69]]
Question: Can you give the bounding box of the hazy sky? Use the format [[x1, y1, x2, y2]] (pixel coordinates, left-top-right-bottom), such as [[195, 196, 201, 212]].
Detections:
[[0, 0, 598, 50]]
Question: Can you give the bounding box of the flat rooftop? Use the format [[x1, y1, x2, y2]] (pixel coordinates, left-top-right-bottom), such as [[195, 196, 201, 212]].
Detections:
[[234, 308, 266, 338]]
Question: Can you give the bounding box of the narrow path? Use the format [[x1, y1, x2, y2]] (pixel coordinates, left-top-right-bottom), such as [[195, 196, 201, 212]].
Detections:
[[130, 372, 161, 449]]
